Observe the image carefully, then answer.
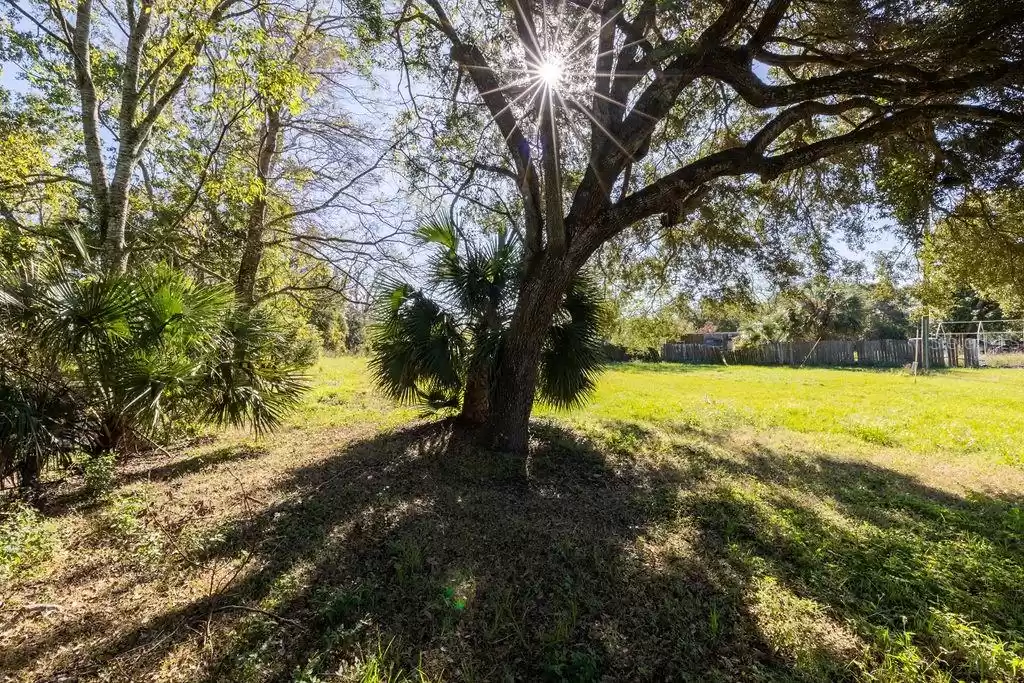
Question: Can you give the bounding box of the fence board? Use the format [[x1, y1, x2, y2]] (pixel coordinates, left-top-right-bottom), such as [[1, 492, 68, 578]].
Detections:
[[661, 338, 977, 368]]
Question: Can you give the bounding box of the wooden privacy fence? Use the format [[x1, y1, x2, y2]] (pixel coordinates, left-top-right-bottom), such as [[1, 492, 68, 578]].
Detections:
[[661, 338, 980, 368]]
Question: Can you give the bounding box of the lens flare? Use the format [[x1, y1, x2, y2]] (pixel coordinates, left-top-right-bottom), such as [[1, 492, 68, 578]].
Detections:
[[537, 60, 563, 87], [477, 4, 638, 170]]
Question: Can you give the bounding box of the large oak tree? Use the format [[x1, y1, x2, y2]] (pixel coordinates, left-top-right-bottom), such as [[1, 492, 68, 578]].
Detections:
[[396, 0, 1024, 452]]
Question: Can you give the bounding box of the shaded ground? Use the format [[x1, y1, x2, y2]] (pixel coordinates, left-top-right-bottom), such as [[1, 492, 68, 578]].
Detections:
[[2, 359, 1023, 681]]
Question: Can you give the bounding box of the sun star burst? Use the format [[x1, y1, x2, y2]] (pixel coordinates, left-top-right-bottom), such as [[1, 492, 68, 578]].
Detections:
[[476, 1, 638, 179], [537, 59, 563, 88]]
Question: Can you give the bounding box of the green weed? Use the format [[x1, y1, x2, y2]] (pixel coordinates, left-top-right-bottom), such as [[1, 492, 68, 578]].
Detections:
[[0, 502, 55, 583], [82, 452, 117, 500], [95, 492, 163, 567], [390, 538, 424, 586]]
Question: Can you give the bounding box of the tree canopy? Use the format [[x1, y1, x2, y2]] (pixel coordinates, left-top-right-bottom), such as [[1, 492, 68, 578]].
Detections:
[[925, 190, 1024, 316]]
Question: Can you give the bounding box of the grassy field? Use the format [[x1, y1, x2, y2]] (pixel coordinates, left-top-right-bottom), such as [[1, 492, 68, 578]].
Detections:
[[984, 352, 1024, 369], [2, 357, 1024, 682]]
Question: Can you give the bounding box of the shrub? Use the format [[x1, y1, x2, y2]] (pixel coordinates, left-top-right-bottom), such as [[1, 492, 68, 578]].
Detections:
[[281, 321, 323, 368], [0, 502, 55, 582], [628, 346, 661, 363], [601, 343, 629, 363], [202, 305, 309, 434], [345, 306, 367, 352], [309, 301, 348, 353], [0, 369, 92, 489], [82, 453, 117, 500], [0, 254, 310, 488]]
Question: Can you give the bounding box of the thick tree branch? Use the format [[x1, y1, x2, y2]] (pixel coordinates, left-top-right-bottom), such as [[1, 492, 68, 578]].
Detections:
[[747, 97, 881, 155], [704, 49, 1024, 108], [747, 0, 791, 50], [698, 0, 752, 48], [579, 104, 1024, 263], [419, 0, 544, 257]]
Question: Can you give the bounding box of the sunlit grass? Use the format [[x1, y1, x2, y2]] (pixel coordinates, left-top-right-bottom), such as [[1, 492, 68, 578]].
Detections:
[[286, 355, 421, 430], [298, 358, 1024, 465], [537, 362, 1024, 469]]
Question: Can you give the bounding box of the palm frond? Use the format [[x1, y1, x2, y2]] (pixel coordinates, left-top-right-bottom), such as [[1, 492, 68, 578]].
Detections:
[[430, 225, 522, 324], [202, 305, 309, 435], [415, 215, 459, 251], [368, 280, 466, 406], [66, 227, 93, 268], [0, 287, 23, 310], [538, 274, 608, 409], [136, 266, 232, 351], [35, 269, 137, 357], [115, 350, 204, 430]]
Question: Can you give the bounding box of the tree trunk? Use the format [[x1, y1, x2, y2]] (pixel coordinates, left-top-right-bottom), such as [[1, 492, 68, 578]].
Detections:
[[234, 203, 268, 308], [235, 106, 281, 309], [487, 324, 545, 453], [459, 353, 490, 425], [488, 260, 574, 453], [17, 453, 42, 495], [72, 0, 112, 246], [104, 167, 134, 273]]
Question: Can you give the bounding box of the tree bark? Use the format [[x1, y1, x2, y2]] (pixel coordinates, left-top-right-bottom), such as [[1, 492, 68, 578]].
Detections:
[[71, 0, 110, 238], [105, 155, 136, 273], [235, 106, 281, 309], [488, 258, 574, 453], [459, 353, 490, 425], [100, 0, 153, 272]]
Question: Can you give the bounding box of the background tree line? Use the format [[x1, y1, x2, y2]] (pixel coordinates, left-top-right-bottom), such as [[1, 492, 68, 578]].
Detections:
[[605, 275, 1021, 357]]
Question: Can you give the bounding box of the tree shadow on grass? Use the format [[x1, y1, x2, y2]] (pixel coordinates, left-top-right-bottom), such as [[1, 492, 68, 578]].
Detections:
[[19, 418, 1024, 682], [117, 443, 270, 486], [29, 444, 269, 517], [687, 448, 1024, 682], [41, 420, 788, 682]]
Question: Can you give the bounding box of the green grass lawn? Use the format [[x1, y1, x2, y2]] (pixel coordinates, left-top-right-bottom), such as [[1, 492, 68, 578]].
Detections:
[[543, 362, 1024, 468], [3, 358, 1023, 682]]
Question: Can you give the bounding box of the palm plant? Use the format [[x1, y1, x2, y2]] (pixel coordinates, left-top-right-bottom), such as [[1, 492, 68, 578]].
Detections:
[[369, 218, 607, 424], [736, 282, 866, 349], [0, 366, 92, 490], [735, 311, 792, 349], [0, 238, 308, 488], [202, 304, 309, 435], [34, 265, 234, 450], [783, 283, 865, 341]]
